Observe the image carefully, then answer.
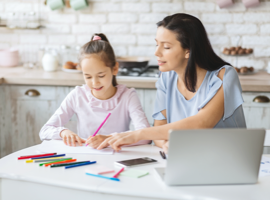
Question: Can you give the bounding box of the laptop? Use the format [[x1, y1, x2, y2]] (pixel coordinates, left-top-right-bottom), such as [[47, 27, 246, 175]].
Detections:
[[154, 129, 265, 186]]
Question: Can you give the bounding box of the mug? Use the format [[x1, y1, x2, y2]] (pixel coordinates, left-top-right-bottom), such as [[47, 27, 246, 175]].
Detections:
[[70, 0, 88, 11], [47, 0, 65, 10]]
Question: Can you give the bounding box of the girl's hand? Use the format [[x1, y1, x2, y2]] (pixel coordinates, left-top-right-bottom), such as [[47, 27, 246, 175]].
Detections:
[[97, 131, 141, 151], [85, 134, 111, 149], [162, 141, 169, 154], [60, 130, 85, 147]]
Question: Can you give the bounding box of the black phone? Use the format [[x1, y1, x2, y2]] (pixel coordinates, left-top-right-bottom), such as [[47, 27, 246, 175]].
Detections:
[[114, 157, 157, 168]]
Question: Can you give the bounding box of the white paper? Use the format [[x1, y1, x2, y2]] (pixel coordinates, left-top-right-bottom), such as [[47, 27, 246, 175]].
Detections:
[[38, 140, 114, 155], [264, 130, 270, 147], [259, 156, 270, 177]]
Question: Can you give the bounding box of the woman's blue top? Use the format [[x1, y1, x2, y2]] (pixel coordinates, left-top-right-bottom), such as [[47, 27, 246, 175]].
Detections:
[[152, 65, 246, 128]]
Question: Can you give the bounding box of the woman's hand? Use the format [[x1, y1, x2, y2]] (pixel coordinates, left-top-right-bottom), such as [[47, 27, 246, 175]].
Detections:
[[97, 131, 141, 151], [85, 134, 111, 149], [60, 129, 85, 147], [162, 141, 169, 154]]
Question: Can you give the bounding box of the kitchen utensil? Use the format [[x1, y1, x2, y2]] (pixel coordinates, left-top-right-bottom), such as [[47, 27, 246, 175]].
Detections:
[[116, 57, 150, 69], [70, 0, 88, 10], [47, 0, 65, 10], [242, 0, 259, 8], [216, 0, 233, 8], [0, 48, 19, 67]]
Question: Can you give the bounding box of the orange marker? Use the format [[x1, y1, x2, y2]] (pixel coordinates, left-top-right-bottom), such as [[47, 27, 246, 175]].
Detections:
[[44, 159, 77, 167]]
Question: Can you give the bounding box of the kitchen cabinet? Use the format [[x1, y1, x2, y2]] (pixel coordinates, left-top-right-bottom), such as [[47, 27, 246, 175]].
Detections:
[[136, 89, 157, 126], [0, 85, 74, 158], [242, 92, 270, 129]]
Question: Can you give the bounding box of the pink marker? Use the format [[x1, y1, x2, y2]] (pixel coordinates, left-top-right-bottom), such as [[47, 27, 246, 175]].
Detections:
[[86, 113, 111, 146], [112, 167, 125, 178]]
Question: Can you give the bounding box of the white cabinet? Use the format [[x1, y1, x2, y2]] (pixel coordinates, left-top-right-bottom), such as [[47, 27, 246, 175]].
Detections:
[[242, 92, 270, 129], [0, 85, 73, 158], [135, 89, 157, 126]]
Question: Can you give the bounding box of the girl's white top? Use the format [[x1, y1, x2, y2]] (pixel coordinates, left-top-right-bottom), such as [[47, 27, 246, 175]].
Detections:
[[39, 84, 151, 145]]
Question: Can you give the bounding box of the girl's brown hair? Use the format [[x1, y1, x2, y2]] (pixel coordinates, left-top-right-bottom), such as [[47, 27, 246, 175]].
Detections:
[[79, 33, 118, 86]]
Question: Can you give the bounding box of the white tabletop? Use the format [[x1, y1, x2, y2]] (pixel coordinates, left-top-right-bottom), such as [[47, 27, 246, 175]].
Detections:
[[1, 144, 270, 200]]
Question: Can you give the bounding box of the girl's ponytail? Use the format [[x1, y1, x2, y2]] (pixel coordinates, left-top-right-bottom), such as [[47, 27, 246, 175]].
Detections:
[[79, 33, 118, 86]]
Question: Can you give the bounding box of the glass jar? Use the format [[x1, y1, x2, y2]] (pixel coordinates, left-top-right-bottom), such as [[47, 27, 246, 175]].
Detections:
[[60, 45, 80, 68]]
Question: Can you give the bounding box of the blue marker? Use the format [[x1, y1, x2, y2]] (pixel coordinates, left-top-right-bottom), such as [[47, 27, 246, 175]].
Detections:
[[65, 161, 96, 169], [86, 173, 120, 181]]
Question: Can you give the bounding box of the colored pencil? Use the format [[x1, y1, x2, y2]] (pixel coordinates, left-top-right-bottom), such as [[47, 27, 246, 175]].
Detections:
[[51, 161, 91, 168], [86, 173, 120, 181], [26, 157, 65, 163], [65, 161, 96, 169], [113, 167, 125, 178], [44, 159, 77, 167], [39, 158, 72, 166], [34, 157, 68, 163], [31, 154, 66, 160], [18, 153, 57, 160], [86, 113, 111, 146]]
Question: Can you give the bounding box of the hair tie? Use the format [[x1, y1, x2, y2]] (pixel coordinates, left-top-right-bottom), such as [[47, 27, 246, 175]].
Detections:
[[93, 35, 102, 41]]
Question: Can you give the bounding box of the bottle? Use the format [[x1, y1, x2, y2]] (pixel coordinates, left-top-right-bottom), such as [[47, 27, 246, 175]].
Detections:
[[42, 48, 58, 72]]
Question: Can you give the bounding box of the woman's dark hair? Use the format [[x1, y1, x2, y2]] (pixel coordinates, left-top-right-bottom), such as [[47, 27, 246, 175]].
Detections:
[[157, 13, 231, 92], [79, 33, 117, 86]]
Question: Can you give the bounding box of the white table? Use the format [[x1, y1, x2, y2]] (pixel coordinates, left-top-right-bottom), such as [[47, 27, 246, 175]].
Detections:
[[0, 144, 270, 200]]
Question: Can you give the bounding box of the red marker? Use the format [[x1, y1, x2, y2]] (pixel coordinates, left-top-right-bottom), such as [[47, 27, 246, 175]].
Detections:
[[113, 167, 124, 178], [18, 153, 57, 160]]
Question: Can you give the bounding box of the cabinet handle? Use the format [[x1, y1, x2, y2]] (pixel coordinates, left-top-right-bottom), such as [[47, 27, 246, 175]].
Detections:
[[253, 95, 270, 103], [25, 89, 40, 97]]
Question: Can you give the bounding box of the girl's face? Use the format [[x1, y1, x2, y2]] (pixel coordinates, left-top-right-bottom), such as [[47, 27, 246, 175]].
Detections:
[[155, 26, 190, 73], [81, 54, 119, 100]]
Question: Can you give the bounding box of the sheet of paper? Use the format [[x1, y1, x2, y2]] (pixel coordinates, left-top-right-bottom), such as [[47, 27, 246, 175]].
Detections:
[[37, 140, 114, 155], [264, 130, 270, 147], [85, 165, 115, 174], [120, 169, 149, 178], [259, 156, 270, 177]]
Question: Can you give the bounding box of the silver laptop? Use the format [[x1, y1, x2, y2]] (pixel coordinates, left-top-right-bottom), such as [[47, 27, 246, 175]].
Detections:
[[155, 129, 265, 186]]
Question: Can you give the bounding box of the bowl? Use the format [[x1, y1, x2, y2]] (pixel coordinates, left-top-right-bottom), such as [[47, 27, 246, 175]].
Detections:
[[0, 49, 19, 67], [116, 56, 150, 68]]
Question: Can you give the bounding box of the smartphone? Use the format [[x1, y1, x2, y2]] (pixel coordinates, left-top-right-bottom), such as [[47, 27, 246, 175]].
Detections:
[[114, 157, 158, 168]]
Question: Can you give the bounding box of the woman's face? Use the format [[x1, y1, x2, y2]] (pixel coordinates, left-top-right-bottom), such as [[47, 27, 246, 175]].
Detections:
[[81, 54, 118, 100], [155, 26, 189, 72]]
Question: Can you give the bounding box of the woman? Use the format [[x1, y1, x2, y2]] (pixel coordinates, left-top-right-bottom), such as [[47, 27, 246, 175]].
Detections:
[[97, 13, 246, 152]]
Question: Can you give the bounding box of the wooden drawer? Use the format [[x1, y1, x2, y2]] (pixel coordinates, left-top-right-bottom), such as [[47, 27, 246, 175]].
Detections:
[[242, 92, 270, 107], [10, 85, 56, 101]]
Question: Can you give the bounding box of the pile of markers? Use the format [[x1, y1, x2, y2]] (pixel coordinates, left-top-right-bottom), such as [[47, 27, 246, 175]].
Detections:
[[18, 153, 124, 181], [18, 153, 96, 169]]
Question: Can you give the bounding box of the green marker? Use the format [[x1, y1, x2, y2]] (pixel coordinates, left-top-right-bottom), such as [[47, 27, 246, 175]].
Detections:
[[39, 158, 73, 166]]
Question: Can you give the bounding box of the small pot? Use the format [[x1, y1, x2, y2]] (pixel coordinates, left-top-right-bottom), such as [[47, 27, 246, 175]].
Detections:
[[116, 56, 150, 68], [0, 49, 19, 67]]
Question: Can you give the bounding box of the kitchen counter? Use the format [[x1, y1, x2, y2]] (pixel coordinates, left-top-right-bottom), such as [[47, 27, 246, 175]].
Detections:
[[0, 66, 270, 91], [0, 67, 157, 88]]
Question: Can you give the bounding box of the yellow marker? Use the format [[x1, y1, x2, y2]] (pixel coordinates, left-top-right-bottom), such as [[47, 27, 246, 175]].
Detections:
[[25, 157, 65, 163]]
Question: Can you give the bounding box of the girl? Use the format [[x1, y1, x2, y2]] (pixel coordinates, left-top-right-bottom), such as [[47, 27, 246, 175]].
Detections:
[[97, 13, 246, 152], [39, 33, 150, 148]]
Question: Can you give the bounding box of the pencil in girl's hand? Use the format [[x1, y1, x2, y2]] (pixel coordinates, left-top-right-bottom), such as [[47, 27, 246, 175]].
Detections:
[[86, 113, 111, 146]]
